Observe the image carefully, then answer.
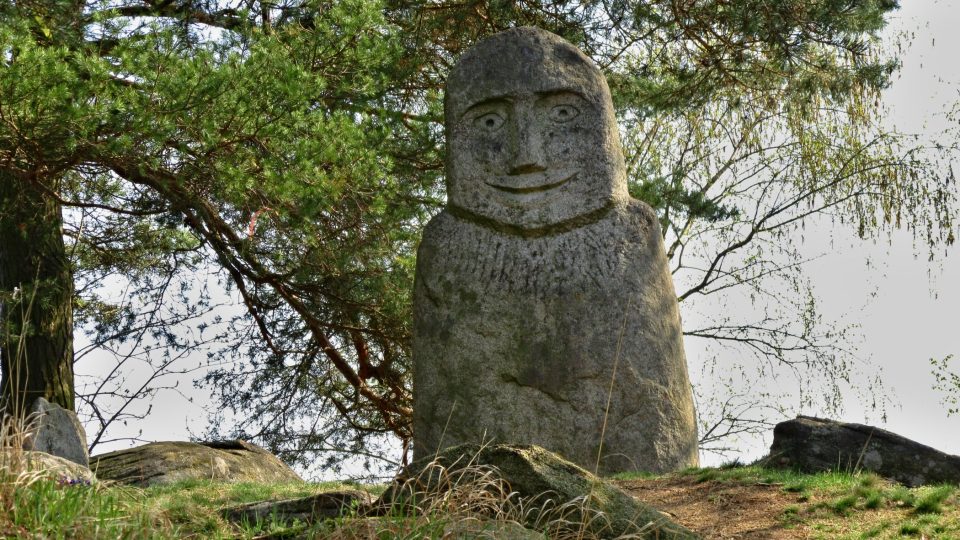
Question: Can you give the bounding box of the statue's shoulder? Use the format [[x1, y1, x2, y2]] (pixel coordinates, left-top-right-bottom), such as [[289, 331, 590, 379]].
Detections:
[[420, 210, 458, 242], [621, 198, 661, 237]]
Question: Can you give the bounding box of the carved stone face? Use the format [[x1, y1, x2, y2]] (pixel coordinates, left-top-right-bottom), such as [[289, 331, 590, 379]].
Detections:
[[445, 27, 628, 231]]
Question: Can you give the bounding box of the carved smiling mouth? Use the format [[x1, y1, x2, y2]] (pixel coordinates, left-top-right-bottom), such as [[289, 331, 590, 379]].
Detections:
[[485, 168, 578, 194]]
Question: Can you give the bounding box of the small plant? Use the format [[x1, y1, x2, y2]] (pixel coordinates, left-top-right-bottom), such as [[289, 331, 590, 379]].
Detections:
[[888, 485, 918, 508], [862, 490, 884, 509], [899, 521, 922, 536], [913, 485, 955, 515], [830, 494, 858, 515], [783, 481, 807, 493], [782, 477, 811, 502], [693, 468, 718, 483], [858, 474, 879, 488], [860, 521, 889, 538], [780, 504, 802, 526], [235, 512, 308, 539], [57, 474, 94, 487], [851, 475, 885, 510], [718, 458, 744, 469], [893, 514, 951, 538], [807, 472, 890, 515]]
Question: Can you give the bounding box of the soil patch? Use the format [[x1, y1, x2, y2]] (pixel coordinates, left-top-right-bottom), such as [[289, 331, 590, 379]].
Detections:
[[616, 475, 808, 539]]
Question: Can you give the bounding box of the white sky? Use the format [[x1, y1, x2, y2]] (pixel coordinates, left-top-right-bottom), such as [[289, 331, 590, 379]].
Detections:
[[690, 0, 960, 465], [788, 0, 960, 458], [843, 0, 959, 447], [78, 1, 960, 475]]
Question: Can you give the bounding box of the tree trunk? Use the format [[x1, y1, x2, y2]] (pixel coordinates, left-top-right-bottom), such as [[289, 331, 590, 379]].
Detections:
[[0, 168, 75, 413]]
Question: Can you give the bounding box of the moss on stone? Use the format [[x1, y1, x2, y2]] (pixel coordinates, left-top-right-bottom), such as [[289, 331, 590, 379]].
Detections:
[[382, 443, 698, 539]]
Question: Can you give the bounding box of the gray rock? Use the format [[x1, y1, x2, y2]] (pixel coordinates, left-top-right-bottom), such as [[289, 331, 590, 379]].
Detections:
[[90, 440, 302, 487], [324, 517, 547, 540], [764, 416, 960, 487], [437, 520, 548, 539], [221, 489, 372, 526], [22, 397, 89, 468], [379, 444, 697, 540], [1, 449, 96, 484], [413, 26, 698, 475]]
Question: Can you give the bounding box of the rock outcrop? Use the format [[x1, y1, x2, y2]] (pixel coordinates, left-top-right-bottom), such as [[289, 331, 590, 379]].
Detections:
[[221, 489, 372, 527], [765, 416, 960, 486], [23, 397, 89, 467], [90, 440, 302, 487], [1, 449, 96, 484], [379, 443, 697, 540], [328, 517, 547, 539]]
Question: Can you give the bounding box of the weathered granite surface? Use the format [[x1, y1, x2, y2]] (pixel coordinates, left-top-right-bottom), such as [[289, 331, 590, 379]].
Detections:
[[221, 489, 373, 526], [330, 517, 548, 539], [91, 440, 302, 487], [765, 416, 960, 487], [380, 444, 697, 540], [1, 449, 96, 484], [23, 397, 89, 468], [413, 26, 698, 474]]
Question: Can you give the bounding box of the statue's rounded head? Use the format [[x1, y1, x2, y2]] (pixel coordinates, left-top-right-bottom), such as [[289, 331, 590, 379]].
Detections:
[[445, 27, 628, 231]]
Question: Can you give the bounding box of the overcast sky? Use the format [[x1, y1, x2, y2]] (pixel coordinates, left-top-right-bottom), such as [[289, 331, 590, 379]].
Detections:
[[818, 0, 960, 455], [792, 0, 960, 457], [687, 0, 960, 465], [78, 1, 960, 475]]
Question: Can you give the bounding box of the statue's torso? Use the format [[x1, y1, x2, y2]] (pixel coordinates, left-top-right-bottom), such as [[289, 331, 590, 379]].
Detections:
[[412, 199, 698, 474]]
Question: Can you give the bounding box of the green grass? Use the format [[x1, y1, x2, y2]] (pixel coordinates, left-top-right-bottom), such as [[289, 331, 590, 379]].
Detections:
[[830, 493, 859, 515], [609, 470, 658, 481], [622, 464, 960, 539], [887, 484, 918, 507], [1, 472, 383, 539], [142, 477, 358, 508], [2, 460, 959, 539], [136, 479, 380, 538], [678, 463, 870, 494], [2, 477, 167, 539], [913, 485, 956, 514], [896, 514, 950, 537], [615, 464, 943, 535]]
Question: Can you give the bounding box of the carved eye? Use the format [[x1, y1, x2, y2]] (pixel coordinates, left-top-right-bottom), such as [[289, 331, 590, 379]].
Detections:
[[475, 112, 505, 131], [549, 104, 579, 123]]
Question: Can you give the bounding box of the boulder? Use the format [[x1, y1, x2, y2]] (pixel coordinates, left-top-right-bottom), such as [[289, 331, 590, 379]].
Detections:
[[437, 520, 547, 539], [765, 416, 960, 487], [22, 397, 89, 467], [221, 489, 373, 526], [324, 517, 547, 539], [1, 449, 96, 485], [378, 444, 697, 539], [90, 440, 302, 487]]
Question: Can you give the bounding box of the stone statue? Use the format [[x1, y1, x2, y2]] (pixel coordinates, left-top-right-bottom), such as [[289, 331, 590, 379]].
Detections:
[[413, 26, 699, 474]]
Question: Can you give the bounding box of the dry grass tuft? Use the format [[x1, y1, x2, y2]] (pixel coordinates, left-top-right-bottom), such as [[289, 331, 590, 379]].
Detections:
[[330, 448, 667, 540], [331, 451, 528, 538], [0, 392, 45, 493]]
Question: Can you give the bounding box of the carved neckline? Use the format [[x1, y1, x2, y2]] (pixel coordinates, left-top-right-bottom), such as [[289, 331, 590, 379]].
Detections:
[[446, 199, 617, 238]]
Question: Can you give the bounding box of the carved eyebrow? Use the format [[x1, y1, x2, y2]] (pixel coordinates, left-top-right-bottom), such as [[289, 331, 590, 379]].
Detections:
[[462, 96, 512, 117], [535, 88, 587, 100]]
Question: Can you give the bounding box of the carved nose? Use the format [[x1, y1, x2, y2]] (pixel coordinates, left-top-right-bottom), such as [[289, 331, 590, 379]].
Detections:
[[509, 123, 546, 175]]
